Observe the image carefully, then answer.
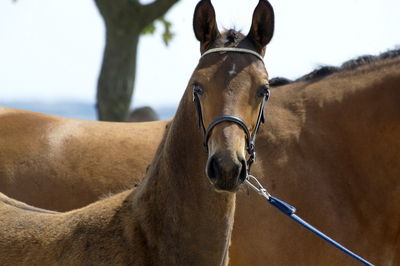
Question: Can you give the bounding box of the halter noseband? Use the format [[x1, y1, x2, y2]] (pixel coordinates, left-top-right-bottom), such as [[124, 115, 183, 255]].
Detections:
[[193, 47, 270, 170]]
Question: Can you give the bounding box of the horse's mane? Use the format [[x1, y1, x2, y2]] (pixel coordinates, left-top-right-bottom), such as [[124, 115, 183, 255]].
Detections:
[[270, 47, 400, 87], [212, 29, 399, 87]]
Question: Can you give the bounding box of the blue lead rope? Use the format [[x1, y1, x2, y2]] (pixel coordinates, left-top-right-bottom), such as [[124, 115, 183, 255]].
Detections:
[[268, 196, 374, 266], [245, 175, 374, 266]]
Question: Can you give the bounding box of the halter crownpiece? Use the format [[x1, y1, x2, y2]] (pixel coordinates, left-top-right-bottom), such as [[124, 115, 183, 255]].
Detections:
[[201, 47, 265, 62]]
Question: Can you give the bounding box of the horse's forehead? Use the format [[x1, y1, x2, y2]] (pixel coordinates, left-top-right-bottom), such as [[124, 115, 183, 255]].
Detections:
[[195, 56, 267, 86]]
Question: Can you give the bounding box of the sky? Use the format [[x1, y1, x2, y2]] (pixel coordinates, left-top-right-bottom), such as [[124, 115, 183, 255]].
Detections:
[[1, 0, 399, 109]]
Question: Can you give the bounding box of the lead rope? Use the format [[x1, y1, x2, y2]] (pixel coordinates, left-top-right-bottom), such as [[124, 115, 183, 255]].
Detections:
[[245, 175, 374, 266]]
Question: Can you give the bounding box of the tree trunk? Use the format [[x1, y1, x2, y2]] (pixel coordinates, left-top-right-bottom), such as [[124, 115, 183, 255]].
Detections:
[[94, 0, 180, 121], [97, 28, 139, 121]]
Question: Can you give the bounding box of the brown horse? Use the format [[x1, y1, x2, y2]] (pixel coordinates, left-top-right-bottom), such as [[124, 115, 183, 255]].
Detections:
[[0, 0, 275, 264]]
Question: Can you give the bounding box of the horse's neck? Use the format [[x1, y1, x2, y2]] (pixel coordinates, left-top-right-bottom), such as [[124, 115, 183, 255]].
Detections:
[[277, 60, 400, 237], [298, 60, 400, 258], [304, 60, 400, 198], [128, 93, 236, 265], [258, 62, 400, 260]]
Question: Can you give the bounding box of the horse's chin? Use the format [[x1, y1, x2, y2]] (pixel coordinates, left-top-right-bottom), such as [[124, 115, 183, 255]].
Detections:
[[205, 148, 247, 193], [213, 183, 241, 193], [206, 167, 247, 193]]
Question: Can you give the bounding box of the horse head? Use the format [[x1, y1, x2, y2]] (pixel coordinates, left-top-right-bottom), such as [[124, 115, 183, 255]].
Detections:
[[191, 0, 274, 192]]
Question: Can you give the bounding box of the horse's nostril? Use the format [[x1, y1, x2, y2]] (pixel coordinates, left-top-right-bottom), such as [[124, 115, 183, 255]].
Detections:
[[207, 156, 218, 181], [238, 159, 247, 183], [207, 153, 248, 188]]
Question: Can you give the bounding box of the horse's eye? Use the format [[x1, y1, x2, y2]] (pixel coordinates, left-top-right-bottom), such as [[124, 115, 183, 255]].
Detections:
[[193, 82, 204, 95], [257, 84, 270, 98]]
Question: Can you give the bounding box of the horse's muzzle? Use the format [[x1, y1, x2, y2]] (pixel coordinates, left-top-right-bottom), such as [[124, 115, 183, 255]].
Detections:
[[206, 151, 247, 192]]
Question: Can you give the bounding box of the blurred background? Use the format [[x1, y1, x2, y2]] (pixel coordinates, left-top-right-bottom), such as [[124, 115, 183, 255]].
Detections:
[[1, 0, 399, 121]]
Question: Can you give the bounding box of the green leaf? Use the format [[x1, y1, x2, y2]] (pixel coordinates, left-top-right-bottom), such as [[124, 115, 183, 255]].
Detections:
[[141, 22, 156, 35], [141, 16, 174, 46], [160, 17, 173, 46]]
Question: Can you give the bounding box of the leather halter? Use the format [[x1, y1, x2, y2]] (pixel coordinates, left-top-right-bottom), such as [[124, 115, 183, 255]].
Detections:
[[193, 47, 270, 170], [201, 47, 265, 62]]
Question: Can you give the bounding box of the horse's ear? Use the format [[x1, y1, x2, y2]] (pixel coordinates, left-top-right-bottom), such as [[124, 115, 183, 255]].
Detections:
[[193, 0, 220, 53], [246, 0, 275, 54]]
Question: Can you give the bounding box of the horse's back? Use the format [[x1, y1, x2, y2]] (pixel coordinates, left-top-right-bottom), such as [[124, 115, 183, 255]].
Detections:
[[0, 192, 58, 215], [0, 107, 168, 211], [0, 188, 135, 265]]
